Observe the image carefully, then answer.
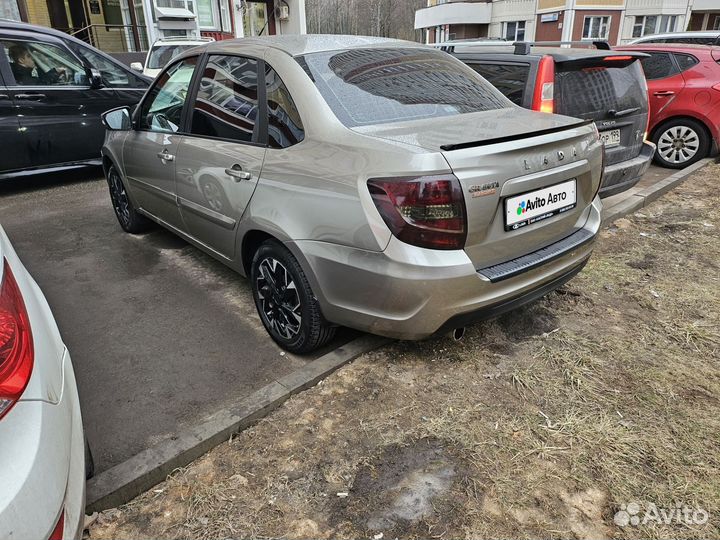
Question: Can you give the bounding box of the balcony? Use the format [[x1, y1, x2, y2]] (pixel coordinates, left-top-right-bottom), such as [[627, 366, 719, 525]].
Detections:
[[414, 1, 493, 30], [692, 0, 720, 11]]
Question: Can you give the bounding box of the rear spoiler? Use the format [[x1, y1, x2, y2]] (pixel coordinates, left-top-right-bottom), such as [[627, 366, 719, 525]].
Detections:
[[440, 120, 593, 152], [430, 40, 610, 54]]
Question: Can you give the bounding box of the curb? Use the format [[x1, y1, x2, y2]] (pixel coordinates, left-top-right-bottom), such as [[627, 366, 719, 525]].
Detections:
[[86, 334, 390, 512], [601, 158, 713, 226]]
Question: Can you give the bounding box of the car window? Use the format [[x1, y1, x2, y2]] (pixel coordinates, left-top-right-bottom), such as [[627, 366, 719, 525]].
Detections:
[[465, 62, 530, 106], [190, 55, 259, 144], [639, 52, 680, 80], [69, 42, 145, 88], [139, 56, 198, 133], [148, 45, 196, 69], [673, 53, 699, 72], [1, 39, 85, 86], [298, 47, 510, 128], [265, 65, 304, 149]]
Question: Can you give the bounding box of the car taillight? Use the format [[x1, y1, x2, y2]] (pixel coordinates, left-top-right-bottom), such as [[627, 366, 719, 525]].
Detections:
[[49, 510, 64, 540], [367, 174, 467, 250], [712, 83, 720, 93], [0, 259, 34, 420], [532, 55, 555, 113]]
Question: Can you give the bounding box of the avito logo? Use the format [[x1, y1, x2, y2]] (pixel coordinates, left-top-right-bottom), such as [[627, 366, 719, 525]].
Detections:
[[516, 190, 567, 216]]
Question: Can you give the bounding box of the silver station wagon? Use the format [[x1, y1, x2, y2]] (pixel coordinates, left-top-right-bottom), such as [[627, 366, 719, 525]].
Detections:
[[101, 35, 604, 353]]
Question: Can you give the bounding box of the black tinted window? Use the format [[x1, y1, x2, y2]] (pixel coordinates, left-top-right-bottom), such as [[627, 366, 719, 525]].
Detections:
[[265, 66, 304, 148], [191, 55, 259, 143], [674, 53, 699, 72], [69, 42, 146, 87], [298, 48, 510, 128], [555, 60, 648, 119], [640, 52, 680, 80], [139, 57, 197, 132], [466, 62, 530, 105]]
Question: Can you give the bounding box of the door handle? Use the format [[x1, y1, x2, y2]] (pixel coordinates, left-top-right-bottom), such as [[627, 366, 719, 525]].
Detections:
[[225, 165, 252, 181], [156, 150, 175, 162], [653, 91, 675, 97], [15, 93, 46, 100]]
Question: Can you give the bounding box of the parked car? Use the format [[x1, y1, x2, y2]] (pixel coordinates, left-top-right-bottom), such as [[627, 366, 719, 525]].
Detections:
[[0, 225, 86, 539], [100, 36, 604, 353], [629, 31, 720, 46], [446, 42, 655, 198], [130, 37, 213, 78], [616, 43, 720, 168], [0, 20, 150, 179]]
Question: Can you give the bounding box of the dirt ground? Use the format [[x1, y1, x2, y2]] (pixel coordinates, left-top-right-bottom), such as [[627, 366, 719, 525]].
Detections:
[[88, 164, 720, 540]]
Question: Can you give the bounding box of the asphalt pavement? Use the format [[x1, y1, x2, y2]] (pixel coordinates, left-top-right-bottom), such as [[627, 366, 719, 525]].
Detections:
[[0, 168, 355, 474]]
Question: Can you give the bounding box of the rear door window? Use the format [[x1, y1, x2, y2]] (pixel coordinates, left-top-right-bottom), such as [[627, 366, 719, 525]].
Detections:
[[298, 47, 510, 128], [673, 53, 699, 73], [465, 62, 530, 106], [639, 52, 680, 80]]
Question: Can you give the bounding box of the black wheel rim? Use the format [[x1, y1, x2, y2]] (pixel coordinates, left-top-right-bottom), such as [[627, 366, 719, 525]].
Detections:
[[256, 257, 302, 340], [108, 169, 131, 227]]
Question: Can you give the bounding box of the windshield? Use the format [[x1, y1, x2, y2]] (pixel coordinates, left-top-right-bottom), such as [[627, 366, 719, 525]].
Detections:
[[298, 47, 511, 128], [148, 44, 197, 69]]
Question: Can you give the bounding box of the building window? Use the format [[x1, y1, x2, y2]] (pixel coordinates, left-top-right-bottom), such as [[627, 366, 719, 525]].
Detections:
[[503, 21, 526, 41], [195, 0, 230, 31], [0, 1, 22, 21], [713, 16, 720, 31], [582, 16, 610, 40], [632, 15, 677, 38]]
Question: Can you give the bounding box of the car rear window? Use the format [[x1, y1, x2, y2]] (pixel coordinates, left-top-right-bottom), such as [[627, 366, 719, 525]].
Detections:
[[555, 60, 647, 119], [148, 44, 196, 69], [465, 62, 530, 105], [297, 48, 511, 128]]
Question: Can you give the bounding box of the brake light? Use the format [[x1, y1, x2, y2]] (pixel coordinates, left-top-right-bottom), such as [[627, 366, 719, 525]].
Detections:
[[532, 55, 555, 113], [367, 174, 467, 250], [602, 55, 633, 61], [0, 259, 34, 420], [49, 510, 64, 540]]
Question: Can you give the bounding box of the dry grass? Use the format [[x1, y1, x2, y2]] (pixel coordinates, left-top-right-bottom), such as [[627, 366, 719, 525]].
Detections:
[[88, 164, 720, 540]]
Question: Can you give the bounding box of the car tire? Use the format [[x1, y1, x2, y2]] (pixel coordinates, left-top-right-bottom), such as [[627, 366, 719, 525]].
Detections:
[[652, 118, 710, 169], [106, 164, 152, 233], [250, 240, 336, 354]]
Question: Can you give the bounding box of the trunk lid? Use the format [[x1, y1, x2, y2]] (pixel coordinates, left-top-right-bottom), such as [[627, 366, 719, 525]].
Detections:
[[553, 55, 648, 166], [354, 108, 601, 268]]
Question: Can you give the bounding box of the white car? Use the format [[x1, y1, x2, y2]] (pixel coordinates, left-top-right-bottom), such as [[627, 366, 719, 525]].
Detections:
[[0, 225, 86, 540], [629, 30, 720, 45], [131, 37, 213, 78]]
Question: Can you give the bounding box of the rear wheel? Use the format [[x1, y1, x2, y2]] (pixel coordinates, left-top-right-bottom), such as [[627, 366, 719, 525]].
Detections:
[[106, 164, 151, 233], [251, 240, 336, 354], [652, 118, 710, 169]]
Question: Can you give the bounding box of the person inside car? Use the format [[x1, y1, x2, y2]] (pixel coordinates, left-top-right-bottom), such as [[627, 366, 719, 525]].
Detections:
[[9, 44, 67, 85]]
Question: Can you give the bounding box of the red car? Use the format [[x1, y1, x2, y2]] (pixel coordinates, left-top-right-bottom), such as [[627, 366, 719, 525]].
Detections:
[[616, 43, 720, 168]]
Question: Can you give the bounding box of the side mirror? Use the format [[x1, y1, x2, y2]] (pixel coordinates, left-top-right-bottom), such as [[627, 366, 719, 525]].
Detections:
[[87, 67, 104, 89], [130, 62, 143, 72], [102, 106, 132, 131]]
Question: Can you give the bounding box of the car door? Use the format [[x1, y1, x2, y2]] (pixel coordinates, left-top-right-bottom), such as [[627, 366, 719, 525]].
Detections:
[[639, 52, 685, 119], [123, 56, 199, 231], [0, 43, 28, 174], [0, 33, 119, 168], [175, 54, 266, 258]]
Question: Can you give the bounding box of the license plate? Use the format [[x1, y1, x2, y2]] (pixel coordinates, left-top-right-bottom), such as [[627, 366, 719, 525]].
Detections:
[[600, 128, 621, 148], [505, 179, 577, 231]]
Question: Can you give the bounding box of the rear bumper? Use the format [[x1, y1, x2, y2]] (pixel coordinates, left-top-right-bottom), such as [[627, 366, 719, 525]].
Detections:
[[599, 141, 655, 198], [291, 197, 602, 340]]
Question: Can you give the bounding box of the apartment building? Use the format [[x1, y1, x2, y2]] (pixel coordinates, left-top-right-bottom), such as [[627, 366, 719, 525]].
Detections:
[[415, 0, 720, 45]]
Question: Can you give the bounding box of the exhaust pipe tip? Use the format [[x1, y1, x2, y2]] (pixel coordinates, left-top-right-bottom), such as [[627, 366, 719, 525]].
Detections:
[[451, 327, 466, 341]]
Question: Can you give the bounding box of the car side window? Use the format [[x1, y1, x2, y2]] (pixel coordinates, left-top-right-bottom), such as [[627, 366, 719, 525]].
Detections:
[[1, 39, 85, 86], [189, 54, 259, 144], [69, 42, 145, 88], [465, 62, 530, 106], [139, 56, 198, 133], [673, 53, 699, 73], [640, 52, 680, 80], [265, 66, 304, 149]]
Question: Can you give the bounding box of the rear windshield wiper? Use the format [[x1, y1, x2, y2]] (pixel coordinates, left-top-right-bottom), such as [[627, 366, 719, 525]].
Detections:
[[608, 107, 640, 118]]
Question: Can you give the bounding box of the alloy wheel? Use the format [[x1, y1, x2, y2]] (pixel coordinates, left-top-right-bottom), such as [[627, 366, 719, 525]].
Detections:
[[657, 125, 700, 165], [108, 169, 131, 227], [256, 257, 302, 340]]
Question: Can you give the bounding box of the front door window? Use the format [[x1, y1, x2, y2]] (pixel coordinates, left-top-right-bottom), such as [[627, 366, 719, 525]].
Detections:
[[139, 57, 198, 133]]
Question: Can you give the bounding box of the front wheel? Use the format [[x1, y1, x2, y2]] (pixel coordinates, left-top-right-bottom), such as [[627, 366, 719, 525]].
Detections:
[[106, 164, 152, 233], [652, 118, 710, 169], [251, 241, 336, 354]]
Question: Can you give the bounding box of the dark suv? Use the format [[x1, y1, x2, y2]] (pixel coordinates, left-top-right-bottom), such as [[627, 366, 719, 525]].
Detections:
[[448, 42, 655, 198], [0, 21, 150, 179]]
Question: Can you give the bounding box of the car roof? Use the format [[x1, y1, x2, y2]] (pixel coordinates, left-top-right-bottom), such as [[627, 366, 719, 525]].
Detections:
[[205, 34, 424, 57], [616, 43, 718, 56], [0, 18, 84, 42]]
